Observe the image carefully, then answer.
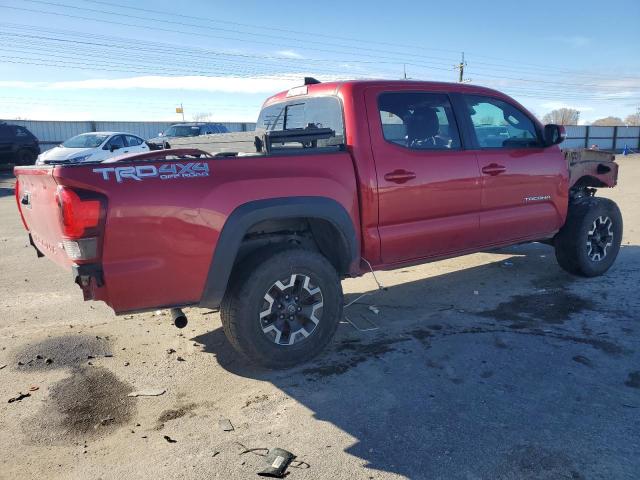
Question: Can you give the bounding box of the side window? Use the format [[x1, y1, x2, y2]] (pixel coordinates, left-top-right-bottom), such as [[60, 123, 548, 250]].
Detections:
[[378, 92, 461, 150], [15, 127, 29, 137], [463, 95, 540, 148], [125, 135, 142, 146], [107, 135, 126, 149]]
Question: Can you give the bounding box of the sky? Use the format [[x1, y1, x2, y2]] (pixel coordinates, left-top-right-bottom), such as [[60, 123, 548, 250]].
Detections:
[[0, 0, 638, 124]]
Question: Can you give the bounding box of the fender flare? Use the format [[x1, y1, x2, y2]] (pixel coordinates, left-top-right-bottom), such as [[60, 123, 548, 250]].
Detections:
[[199, 196, 358, 309]]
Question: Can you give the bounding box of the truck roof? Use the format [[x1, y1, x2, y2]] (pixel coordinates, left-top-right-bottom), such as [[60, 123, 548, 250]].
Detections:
[[262, 79, 512, 108]]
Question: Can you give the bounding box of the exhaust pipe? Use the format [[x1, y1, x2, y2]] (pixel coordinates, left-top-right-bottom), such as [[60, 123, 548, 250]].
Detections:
[[170, 308, 188, 329]]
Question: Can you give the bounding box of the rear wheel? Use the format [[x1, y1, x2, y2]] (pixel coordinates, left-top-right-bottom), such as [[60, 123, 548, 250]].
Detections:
[[554, 197, 622, 277], [221, 247, 343, 369], [16, 149, 36, 166]]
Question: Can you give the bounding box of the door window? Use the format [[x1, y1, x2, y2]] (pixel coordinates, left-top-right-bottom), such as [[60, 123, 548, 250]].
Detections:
[[106, 135, 125, 150], [378, 92, 461, 150], [125, 135, 143, 146], [463, 95, 540, 148]]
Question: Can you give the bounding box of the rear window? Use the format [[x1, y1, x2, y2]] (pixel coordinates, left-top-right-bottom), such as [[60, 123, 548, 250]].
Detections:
[[256, 96, 344, 148]]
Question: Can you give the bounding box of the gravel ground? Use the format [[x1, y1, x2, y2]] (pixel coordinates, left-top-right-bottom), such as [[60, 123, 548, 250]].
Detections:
[[0, 156, 639, 480]]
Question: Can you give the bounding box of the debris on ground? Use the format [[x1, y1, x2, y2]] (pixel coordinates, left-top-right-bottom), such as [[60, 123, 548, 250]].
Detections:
[[154, 310, 166, 316], [258, 448, 297, 478], [163, 435, 177, 443], [166, 348, 176, 354], [100, 416, 115, 426], [127, 389, 166, 397], [502, 260, 514, 267], [45, 358, 53, 364], [0, 364, 6, 370], [368, 305, 380, 315], [28, 385, 39, 391], [8, 392, 31, 403], [176, 356, 186, 362], [219, 418, 234, 432]]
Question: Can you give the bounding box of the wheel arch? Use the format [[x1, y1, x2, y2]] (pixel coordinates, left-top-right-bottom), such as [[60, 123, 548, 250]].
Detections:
[[199, 196, 359, 309]]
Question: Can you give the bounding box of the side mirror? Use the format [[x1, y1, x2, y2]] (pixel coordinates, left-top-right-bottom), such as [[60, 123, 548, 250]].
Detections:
[[544, 124, 566, 146], [110, 144, 120, 152]]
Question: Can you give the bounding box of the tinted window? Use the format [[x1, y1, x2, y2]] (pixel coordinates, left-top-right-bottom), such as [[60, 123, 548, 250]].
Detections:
[[378, 92, 460, 150], [164, 126, 200, 137], [125, 135, 143, 146], [15, 127, 30, 137], [256, 96, 344, 147], [107, 135, 126, 149], [463, 95, 540, 148]]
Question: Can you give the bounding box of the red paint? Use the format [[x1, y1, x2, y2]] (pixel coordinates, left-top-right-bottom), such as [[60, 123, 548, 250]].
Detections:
[[14, 80, 573, 314]]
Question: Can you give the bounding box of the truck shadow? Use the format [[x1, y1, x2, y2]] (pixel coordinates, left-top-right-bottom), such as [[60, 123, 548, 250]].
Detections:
[[193, 243, 640, 479]]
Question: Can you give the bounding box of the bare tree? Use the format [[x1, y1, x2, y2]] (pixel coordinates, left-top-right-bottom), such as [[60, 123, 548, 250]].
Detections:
[[624, 113, 640, 126], [192, 112, 211, 122], [591, 116, 624, 126], [542, 108, 580, 125]]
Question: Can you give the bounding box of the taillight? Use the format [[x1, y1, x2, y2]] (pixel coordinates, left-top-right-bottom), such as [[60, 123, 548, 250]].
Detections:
[[57, 186, 102, 239]]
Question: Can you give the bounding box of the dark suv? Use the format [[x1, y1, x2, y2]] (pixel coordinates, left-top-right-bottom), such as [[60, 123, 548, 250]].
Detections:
[[147, 122, 229, 150], [0, 122, 40, 165]]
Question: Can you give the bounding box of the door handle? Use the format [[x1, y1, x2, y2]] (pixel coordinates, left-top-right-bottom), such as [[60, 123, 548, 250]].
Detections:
[[481, 163, 506, 176], [384, 169, 416, 184]]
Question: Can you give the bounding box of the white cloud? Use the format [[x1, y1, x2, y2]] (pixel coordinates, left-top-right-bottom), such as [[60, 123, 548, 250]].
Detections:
[[276, 50, 304, 59]]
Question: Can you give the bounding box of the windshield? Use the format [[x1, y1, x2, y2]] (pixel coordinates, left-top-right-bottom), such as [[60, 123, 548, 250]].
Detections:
[[62, 134, 109, 148], [164, 126, 200, 137]]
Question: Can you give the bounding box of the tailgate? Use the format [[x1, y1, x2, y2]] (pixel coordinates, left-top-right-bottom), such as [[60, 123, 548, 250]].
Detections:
[[14, 166, 71, 268]]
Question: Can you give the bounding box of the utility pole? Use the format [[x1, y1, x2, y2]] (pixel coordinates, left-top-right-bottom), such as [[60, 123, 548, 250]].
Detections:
[[456, 52, 466, 83], [403, 63, 407, 80], [180, 103, 185, 122]]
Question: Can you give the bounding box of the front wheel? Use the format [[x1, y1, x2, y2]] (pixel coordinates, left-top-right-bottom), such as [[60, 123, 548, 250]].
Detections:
[[554, 197, 623, 277], [221, 248, 343, 369]]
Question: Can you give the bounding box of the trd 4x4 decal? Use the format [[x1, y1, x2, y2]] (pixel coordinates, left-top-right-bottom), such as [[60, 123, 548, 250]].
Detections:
[[93, 162, 209, 183]]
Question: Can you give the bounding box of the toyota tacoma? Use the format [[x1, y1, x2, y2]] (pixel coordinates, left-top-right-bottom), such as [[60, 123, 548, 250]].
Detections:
[[14, 79, 621, 368]]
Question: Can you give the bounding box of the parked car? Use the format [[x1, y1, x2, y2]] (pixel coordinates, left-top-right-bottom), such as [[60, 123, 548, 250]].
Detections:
[[36, 132, 149, 164], [14, 79, 621, 369], [0, 122, 40, 165], [147, 122, 229, 150]]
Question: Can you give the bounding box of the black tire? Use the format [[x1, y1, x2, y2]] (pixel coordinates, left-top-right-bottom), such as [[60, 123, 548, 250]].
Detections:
[[16, 149, 36, 166], [554, 197, 622, 277], [220, 247, 343, 369]]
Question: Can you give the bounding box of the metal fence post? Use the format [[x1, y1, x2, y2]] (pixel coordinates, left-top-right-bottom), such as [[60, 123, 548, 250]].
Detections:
[[584, 125, 590, 148], [612, 126, 618, 152]]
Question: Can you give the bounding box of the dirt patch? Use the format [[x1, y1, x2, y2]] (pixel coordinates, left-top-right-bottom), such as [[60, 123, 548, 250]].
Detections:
[[303, 337, 410, 380], [624, 371, 640, 389], [23, 366, 134, 443], [157, 403, 197, 425], [15, 335, 112, 370], [478, 290, 593, 328], [478, 274, 595, 328], [243, 394, 269, 408]]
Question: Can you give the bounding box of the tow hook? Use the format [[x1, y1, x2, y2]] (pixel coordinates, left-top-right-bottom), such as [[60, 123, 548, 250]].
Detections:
[[171, 308, 188, 329]]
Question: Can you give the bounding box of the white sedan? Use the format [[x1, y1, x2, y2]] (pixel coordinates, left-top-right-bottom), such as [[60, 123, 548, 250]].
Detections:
[[36, 132, 149, 164]]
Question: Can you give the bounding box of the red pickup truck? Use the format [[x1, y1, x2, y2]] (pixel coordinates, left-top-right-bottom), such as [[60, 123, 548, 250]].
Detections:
[[14, 79, 621, 368]]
